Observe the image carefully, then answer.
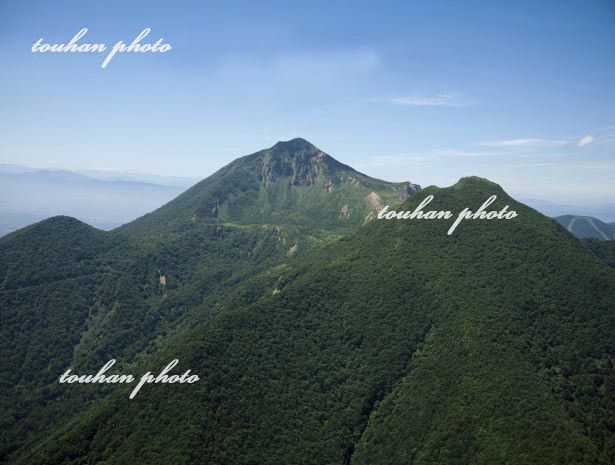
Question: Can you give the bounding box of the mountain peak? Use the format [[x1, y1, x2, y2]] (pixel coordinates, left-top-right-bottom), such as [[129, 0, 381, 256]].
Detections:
[[415, 176, 505, 199], [271, 137, 317, 152], [454, 176, 503, 189], [259, 138, 351, 187], [119, 140, 415, 235], [1, 215, 97, 244]]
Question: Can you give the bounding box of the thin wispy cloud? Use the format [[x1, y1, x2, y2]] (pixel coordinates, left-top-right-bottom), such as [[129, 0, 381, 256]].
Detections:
[[506, 162, 559, 168], [385, 93, 471, 107], [205, 49, 381, 105], [354, 148, 512, 169], [480, 138, 567, 148], [272, 50, 380, 76], [481, 133, 610, 149], [431, 148, 509, 158], [354, 153, 432, 168], [573, 134, 597, 147]]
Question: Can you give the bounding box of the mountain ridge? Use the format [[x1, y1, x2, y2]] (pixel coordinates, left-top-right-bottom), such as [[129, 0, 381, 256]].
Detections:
[[0, 139, 421, 463], [118, 139, 420, 237], [2, 143, 615, 465], [12, 176, 615, 465], [555, 215, 615, 241]]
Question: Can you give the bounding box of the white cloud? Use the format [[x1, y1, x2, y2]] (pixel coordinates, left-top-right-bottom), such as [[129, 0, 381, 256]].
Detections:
[[385, 93, 470, 107], [272, 50, 380, 75], [430, 148, 511, 158], [482, 133, 611, 149], [480, 138, 567, 147], [354, 148, 512, 169], [203, 49, 381, 105], [506, 162, 558, 168], [213, 50, 380, 89], [353, 153, 432, 168], [573, 134, 597, 147]]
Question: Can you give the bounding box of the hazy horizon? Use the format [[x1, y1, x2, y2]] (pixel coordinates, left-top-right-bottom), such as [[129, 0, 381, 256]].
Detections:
[[2, 135, 614, 205], [1, 150, 614, 239]]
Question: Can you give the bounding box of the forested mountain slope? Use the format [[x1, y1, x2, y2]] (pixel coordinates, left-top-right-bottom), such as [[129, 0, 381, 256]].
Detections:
[[119, 138, 419, 238], [14, 177, 615, 465], [0, 139, 418, 463], [583, 238, 615, 270]]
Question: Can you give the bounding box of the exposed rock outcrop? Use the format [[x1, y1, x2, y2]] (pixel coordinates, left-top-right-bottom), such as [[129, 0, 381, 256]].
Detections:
[[340, 204, 350, 218], [365, 192, 382, 208], [259, 139, 344, 187], [400, 181, 421, 202], [364, 211, 377, 223]]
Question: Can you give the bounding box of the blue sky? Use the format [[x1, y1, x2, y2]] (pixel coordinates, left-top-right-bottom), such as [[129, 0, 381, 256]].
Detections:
[[0, 0, 614, 202]]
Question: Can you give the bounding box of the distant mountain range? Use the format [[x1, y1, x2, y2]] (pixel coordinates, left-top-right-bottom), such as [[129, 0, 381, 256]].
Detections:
[[0, 164, 198, 188], [1, 161, 613, 240], [521, 197, 615, 223], [0, 165, 197, 236], [555, 215, 615, 240], [2, 139, 615, 464]]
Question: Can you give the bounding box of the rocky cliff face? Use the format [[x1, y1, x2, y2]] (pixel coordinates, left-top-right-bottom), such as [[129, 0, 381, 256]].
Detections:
[[258, 140, 422, 203], [259, 138, 349, 187], [400, 182, 421, 201]]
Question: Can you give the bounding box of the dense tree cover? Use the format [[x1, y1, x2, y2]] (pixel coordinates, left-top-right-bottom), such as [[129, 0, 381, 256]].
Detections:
[[1, 140, 416, 463], [0, 217, 293, 461], [584, 238, 615, 270], [7, 177, 615, 465]]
